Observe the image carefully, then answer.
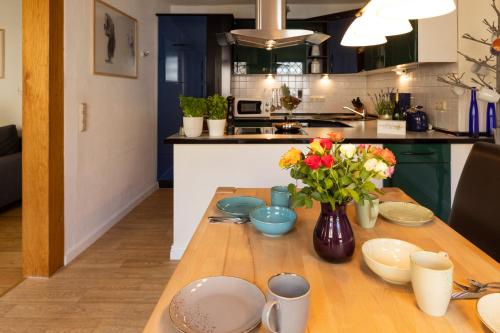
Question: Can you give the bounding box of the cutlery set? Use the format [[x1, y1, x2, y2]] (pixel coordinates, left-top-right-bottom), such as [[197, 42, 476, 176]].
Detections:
[[208, 216, 249, 224], [452, 279, 500, 299]]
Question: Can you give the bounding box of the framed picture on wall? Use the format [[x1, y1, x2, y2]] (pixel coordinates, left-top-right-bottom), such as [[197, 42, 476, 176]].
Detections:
[[0, 29, 5, 79], [93, 0, 138, 79]]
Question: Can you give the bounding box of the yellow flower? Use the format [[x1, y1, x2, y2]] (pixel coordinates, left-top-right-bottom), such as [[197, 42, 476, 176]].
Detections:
[[310, 139, 325, 155], [279, 147, 302, 169]]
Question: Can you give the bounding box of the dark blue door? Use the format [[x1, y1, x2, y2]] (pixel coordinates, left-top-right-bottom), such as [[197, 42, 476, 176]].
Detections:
[[158, 16, 207, 185]]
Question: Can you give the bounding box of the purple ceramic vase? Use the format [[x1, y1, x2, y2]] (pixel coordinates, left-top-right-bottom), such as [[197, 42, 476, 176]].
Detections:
[[313, 203, 355, 262]]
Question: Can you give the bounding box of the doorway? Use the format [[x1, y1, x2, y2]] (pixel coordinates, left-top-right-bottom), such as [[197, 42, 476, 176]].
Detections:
[[0, 0, 23, 295]]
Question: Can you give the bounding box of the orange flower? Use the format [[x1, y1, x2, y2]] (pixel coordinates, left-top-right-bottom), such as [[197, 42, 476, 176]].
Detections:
[[279, 147, 303, 169], [328, 132, 344, 142], [369, 147, 396, 165], [380, 148, 397, 165]]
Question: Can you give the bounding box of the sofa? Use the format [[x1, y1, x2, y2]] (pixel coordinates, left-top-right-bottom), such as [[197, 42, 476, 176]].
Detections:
[[0, 125, 22, 209]]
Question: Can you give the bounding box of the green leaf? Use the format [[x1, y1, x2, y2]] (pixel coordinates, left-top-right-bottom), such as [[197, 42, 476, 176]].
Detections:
[[288, 183, 296, 194], [347, 189, 360, 203], [324, 178, 333, 189], [311, 191, 322, 201], [362, 182, 376, 192], [305, 197, 313, 208]]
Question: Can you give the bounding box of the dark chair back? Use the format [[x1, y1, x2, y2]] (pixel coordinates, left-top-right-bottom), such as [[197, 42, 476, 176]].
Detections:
[[0, 125, 20, 157], [449, 143, 500, 261]]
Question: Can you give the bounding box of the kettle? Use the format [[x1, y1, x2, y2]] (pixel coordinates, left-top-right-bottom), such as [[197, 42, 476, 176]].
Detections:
[[406, 106, 429, 132]]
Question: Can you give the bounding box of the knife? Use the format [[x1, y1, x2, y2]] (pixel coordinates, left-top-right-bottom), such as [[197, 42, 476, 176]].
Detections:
[[451, 290, 488, 300]]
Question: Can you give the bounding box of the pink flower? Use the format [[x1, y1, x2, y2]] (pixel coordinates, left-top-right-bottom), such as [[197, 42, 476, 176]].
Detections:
[[386, 166, 395, 177], [321, 155, 334, 168], [304, 155, 322, 170]]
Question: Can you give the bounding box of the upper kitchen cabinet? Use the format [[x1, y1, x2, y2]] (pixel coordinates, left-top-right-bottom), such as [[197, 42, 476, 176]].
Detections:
[[232, 19, 272, 74], [363, 10, 457, 71], [327, 17, 360, 74]]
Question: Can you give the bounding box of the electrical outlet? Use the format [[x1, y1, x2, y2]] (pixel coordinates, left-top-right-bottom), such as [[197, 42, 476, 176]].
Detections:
[[435, 101, 447, 111]]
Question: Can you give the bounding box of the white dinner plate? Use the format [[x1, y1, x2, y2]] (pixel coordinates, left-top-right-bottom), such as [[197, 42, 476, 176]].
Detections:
[[379, 202, 434, 226], [169, 276, 265, 333], [477, 293, 500, 332]]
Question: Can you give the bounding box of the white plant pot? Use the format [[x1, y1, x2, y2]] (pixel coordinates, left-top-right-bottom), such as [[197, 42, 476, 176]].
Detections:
[[183, 117, 204, 137], [207, 119, 226, 137]]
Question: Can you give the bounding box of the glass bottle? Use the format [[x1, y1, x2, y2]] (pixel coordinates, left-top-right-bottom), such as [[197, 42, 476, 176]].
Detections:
[[469, 88, 479, 138], [486, 102, 497, 137]]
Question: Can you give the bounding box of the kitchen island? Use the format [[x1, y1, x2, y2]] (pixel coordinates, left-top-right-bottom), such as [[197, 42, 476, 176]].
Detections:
[[165, 121, 492, 259]]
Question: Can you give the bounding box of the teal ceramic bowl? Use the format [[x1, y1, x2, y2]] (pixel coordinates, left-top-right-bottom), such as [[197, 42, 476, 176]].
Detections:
[[250, 206, 297, 237]]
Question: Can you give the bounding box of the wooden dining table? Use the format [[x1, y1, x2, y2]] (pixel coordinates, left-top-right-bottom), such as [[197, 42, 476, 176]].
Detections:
[[144, 188, 500, 333]]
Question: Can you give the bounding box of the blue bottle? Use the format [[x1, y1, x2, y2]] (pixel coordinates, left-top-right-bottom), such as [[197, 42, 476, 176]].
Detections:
[[469, 88, 479, 138], [486, 102, 497, 137]]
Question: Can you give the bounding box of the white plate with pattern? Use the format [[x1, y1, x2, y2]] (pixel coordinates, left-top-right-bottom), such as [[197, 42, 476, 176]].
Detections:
[[169, 276, 265, 333], [379, 202, 434, 227], [477, 293, 500, 333]]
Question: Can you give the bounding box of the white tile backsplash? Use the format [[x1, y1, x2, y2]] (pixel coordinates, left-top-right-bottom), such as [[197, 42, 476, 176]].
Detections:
[[231, 63, 462, 131]]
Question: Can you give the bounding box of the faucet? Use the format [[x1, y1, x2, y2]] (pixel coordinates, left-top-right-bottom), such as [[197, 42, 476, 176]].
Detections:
[[343, 106, 366, 119]]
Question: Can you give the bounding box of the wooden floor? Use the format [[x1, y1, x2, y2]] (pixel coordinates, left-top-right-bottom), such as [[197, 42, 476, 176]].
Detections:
[[0, 203, 23, 297], [0, 189, 177, 332]]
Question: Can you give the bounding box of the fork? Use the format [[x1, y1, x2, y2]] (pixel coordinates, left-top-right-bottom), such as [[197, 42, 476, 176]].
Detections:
[[208, 216, 249, 224], [454, 281, 482, 293], [468, 279, 500, 290]]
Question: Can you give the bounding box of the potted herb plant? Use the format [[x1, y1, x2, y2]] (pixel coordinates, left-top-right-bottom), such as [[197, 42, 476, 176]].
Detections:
[[207, 94, 228, 137], [369, 89, 395, 120], [279, 133, 397, 262], [179, 96, 206, 137]]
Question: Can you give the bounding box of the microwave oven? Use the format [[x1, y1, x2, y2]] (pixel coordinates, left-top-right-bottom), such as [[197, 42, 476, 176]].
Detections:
[[234, 98, 270, 118]]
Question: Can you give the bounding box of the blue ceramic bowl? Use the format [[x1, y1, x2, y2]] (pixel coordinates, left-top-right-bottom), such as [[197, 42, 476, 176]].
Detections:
[[250, 206, 297, 237]]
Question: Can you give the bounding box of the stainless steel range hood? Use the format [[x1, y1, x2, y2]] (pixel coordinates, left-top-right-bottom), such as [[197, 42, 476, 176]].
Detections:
[[228, 0, 330, 50]]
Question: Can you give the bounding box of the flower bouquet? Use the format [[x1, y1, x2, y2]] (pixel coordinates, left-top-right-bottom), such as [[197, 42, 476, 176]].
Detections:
[[279, 133, 397, 262]]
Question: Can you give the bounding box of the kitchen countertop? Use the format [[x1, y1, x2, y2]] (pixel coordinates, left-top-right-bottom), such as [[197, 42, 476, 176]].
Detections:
[[165, 120, 493, 144]]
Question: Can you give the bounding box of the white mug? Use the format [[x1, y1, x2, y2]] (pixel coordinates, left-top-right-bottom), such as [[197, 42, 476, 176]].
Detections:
[[355, 197, 380, 229], [262, 273, 310, 333], [410, 251, 453, 317]]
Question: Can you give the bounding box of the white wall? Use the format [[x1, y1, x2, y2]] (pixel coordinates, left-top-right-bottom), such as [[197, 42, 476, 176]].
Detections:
[[170, 3, 365, 19], [0, 0, 22, 130], [457, 0, 498, 132], [64, 0, 159, 263]]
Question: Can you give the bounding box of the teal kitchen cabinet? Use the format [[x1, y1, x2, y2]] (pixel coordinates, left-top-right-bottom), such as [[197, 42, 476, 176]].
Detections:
[[363, 21, 417, 71], [383, 144, 451, 222], [232, 19, 272, 74], [362, 9, 457, 71]]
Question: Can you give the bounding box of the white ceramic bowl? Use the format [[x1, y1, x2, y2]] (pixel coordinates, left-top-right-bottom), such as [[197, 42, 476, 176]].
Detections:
[[362, 238, 422, 284]]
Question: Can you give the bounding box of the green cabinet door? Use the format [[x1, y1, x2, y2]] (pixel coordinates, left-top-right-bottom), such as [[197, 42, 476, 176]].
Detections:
[[383, 144, 451, 222], [363, 20, 418, 71]]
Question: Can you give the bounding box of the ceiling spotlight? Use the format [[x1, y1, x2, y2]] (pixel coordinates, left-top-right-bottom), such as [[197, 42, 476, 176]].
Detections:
[[265, 40, 276, 51]]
